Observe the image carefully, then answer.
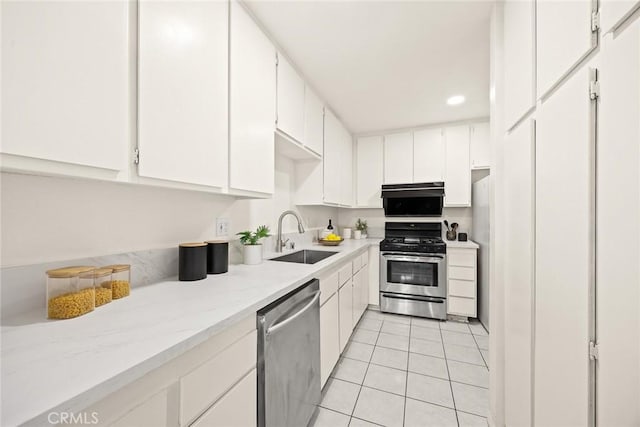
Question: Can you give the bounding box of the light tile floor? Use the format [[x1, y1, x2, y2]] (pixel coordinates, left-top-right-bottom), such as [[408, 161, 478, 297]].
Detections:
[[312, 309, 489, 427]]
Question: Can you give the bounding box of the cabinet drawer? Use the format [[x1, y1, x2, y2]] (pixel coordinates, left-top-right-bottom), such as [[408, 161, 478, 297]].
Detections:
[[180, 331, 256, 425], [448, 296, 476, 317], [361, 252, 368, 267], [192, 369, 257, 427], [449, 266, 475, 281], [352, 256, 362, 273], [448, 249, 476, 267], [110, 389, 168, 427], [320, 271, 339, 305], [449, 279, 476, 298], [339, 263, 353, 286]]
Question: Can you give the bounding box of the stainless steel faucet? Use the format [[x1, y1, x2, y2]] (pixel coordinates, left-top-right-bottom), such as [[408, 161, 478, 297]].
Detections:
[[276, 210, 305, 252]]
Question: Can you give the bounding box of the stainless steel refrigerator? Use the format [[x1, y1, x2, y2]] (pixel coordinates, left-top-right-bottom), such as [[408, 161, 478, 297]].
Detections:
[[472, 176, 490, 330]]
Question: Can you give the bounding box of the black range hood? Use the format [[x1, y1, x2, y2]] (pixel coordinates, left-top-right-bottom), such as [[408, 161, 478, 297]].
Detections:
[[381, 182, 445, 217]]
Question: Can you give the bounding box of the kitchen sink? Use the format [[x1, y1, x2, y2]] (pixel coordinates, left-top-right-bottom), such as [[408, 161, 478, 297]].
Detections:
[[270, 249, 338, 265]]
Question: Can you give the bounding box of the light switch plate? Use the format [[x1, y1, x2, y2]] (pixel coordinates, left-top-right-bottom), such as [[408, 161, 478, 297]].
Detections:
[[216, 218, 229, 237]]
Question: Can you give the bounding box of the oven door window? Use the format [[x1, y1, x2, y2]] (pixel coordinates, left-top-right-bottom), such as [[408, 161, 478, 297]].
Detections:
[[387, 260, 438, 287]]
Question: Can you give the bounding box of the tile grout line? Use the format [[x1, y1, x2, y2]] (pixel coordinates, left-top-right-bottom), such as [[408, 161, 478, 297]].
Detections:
[[439, 319, 460, 427], [348, 317, 380, 422], [402, 318, 412, 427]]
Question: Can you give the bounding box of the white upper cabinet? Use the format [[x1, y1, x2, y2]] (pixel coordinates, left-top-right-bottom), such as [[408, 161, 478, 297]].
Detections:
[[504, 0, 535, 130], [356, 136, 383, 207], [229, 1, 276, 194], [276, 54, 305, 142], [138, 0, 228, 188], [323, 110, 342, 204], [470, 122, 490, 169], [1, 1, 128, 174], [444, 125, 471, 207], [340, 128, 354, 206], [413, 128, 445, 182], [303, 87, 324, 156], [383, 132, 413, 184], [536, 0, 596, 98], [600, 0, 640, 33]]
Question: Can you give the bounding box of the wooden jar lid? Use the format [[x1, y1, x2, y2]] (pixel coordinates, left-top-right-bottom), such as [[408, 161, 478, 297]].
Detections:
[[179, 242, 207, 248], [46, 266, 94, 278], [104, 264, 131, 272], [80, 268, 113, 278]]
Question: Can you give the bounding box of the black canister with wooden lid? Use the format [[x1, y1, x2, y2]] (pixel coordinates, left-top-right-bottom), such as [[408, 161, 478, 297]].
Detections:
[[179, 243, 207, 281], [206, 240, 229, 274]]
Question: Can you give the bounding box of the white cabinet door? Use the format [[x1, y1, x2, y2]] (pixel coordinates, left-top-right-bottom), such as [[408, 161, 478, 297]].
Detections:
[[537, 0, 596, 97], [338, 281, 354, 352], [229, 1, 275, 194], [138, 1, 228, 188], [340, 127, 354, 206], [535, 66, 592, 427], [276, 54, 305, 142], [191, 370, 257, 427], [110, 389, 169, 427], [352, 270, 362, 325], [504, 120, 534, 427], [303, 87, 324, 156], [413, 128, 445, 182], [323, 109, 342, 204], [597, 24, 640, 427], [1, 1, 128, 172], [600, 0, 640, 33], [320, 293, 340, 388], [356, 136, 383, 207], [470, 122, 490, 169], [384, 132, 414, 184], [444, 125, 471, 207], [504, 0, 535, 130]]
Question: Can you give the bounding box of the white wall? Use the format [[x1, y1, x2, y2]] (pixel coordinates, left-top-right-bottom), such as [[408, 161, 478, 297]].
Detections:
[[0, 152, 338, 267]]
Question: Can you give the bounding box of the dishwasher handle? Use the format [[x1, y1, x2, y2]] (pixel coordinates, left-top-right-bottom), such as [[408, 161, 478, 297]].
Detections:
[[266, 291, 320, 336]]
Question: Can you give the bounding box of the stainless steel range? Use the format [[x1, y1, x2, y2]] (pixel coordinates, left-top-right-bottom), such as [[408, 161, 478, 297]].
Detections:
[[379, 222, 447, 320]]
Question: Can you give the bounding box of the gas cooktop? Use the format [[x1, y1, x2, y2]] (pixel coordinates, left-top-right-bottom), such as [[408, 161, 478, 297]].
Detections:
[[380, 222, 446, 254]]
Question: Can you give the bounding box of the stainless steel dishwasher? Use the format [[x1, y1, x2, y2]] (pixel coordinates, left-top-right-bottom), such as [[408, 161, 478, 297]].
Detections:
[[257, 279, 321, 427]]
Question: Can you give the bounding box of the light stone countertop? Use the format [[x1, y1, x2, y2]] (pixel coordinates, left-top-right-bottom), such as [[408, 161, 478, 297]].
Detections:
[[1, 238, 380, 427], [445, 239, 480, 249]]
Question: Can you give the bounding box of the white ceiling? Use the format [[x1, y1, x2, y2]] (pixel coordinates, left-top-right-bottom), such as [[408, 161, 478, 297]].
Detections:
[[245, 1, 492, 135]]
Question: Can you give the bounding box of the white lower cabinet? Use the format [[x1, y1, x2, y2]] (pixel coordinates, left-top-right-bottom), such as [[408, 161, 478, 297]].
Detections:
[[320, 293, 340, 388], [78, 316, 256, 427], [191, 369, 257, 427], [446, 248, 477, 317], [338, 279, 354, 352]]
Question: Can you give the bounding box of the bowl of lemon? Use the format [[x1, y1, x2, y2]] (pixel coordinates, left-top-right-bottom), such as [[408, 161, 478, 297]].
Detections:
[[319, 233, 344, 246]]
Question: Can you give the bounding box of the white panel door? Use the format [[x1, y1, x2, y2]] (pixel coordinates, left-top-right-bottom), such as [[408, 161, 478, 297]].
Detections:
[[597, 24, 640, 427], [413, 128, 444, 182], [340, 126, 353, 206], [303, 86, 324, 156], [535, 66, 592, 426], [356, 136, 383, 207], [276, 54, 305, 142], [338, 281, 354, 352], [444, 125, 471, 207], [470, 122, 490, 169], [503, 0, 535, 129], [229, 1, 275, 194], [323, 109, 342, 204], [384, 132, 413, 184], [600, 0, 640, 33], [504, 120, 534, 427], [139, 1, 228, 188], [537, 0, 596, 97], [320, 294, 340, 388], [1, 1, 128, 171]]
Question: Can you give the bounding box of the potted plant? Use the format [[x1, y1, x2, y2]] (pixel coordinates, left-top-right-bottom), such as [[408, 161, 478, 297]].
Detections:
[[237, 225, 270, 265], [354, 219, 368, 239]]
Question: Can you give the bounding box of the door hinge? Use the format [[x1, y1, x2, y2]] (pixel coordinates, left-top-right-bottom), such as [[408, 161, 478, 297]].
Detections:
[[589, 79, 600, 100], [134, 148, 140, 165], [591, 10, 600, 32], [275, 52, 279, 66], [589, 341, 599, 361]]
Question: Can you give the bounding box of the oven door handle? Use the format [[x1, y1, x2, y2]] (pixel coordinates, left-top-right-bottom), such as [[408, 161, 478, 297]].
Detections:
[[382, 254, 444, 263], [381, 293, 445, 304]]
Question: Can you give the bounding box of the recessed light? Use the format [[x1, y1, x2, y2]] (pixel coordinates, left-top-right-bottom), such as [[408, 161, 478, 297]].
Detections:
[[447, 95, 465, 106]]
